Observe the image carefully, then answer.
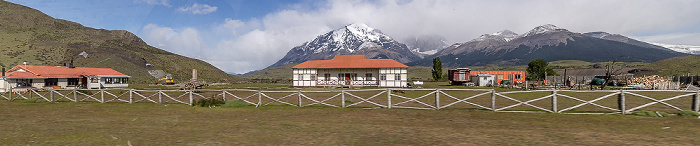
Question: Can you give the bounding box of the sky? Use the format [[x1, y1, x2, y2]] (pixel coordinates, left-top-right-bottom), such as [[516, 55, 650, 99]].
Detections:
[[8, 0, 700, 74]]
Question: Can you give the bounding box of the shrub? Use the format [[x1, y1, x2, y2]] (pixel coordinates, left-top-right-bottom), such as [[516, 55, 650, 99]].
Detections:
[[192, 97, 225, 107], [678, 110, 700, 117], [220, 100, 250, 108]]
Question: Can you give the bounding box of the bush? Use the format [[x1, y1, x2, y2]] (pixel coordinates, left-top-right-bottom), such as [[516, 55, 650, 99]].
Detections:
[[192, 97, 225, 107], [678, 110, 700, 117], [220, 100, 250, 108], [23, 97, 47, 103]]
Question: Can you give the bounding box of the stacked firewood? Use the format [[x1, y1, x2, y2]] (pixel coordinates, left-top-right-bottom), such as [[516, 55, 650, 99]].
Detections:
[[627, 75, 667, 88], [626, 75, 680, 89]]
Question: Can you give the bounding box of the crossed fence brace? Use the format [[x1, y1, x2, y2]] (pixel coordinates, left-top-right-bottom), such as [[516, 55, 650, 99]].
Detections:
[[1, 88, 699, 114]]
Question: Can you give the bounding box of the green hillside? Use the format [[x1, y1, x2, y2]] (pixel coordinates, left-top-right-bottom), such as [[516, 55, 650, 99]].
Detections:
[[0, 1, 242, 83], [644, 55, 700, 76]]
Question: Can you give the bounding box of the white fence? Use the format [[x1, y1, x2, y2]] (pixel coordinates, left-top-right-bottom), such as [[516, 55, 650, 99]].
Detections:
[[1, 88, 698, 114]]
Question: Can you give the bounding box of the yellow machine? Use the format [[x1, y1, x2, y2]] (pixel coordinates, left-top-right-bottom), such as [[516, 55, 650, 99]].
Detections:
[[156, 74, 175, 85]]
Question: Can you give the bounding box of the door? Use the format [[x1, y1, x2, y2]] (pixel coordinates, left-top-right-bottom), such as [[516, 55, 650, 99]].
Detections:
[[344, 74, 351, 85]]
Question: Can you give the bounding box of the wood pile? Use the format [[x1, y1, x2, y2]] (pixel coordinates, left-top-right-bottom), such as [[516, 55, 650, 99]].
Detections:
[[626, 75, 679, 89]]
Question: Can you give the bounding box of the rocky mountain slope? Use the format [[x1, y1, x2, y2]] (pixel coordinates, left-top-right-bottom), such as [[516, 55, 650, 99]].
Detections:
[[267, 23, 420, 68], [402, 34, 448, 57], [409, 24, 688, 66], [0, 1, 241, 83]]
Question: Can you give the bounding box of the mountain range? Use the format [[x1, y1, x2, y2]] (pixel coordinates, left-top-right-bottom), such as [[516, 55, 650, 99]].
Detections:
[[264, 23, 689, 71], [407, 24, 688, 66], [0, 1, 241, 83], [267, 23, 421, 68]]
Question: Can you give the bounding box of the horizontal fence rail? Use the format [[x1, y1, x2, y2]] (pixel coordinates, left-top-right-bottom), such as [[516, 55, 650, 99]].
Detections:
[[1, 88, 698, 114]]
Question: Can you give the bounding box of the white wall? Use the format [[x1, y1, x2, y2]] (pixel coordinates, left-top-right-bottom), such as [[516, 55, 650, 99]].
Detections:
[[293, 68, 317, 87], [379, 68, 408, 87], [293, 68, 407, 87]]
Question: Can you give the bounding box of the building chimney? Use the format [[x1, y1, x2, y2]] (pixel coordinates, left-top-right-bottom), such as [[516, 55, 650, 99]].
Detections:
[[2, 67, 5, 77]]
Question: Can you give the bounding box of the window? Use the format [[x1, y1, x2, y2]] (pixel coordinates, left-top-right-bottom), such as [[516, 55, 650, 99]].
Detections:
[[514, 74, 521, 80], [91, 77, 98, 83], [114, 78, 121, 84], [17, 79, 32, 87], [105, 78, 113, 84], [395, 74, 401, 80], [310, 74, 316, 81], [121, 78, 128, 84], [298, 74, 304, 81], [45, 78, 58, 86], [497, 74, 504, 80], [68, 78, 79, 86], [365, 73, 373, 80], [380, 74, 387, 80], [352, 73, 358, 80], [324, 73, 331, 81]]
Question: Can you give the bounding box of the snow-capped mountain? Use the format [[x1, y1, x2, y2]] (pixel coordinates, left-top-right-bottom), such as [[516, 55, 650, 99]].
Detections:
[[403, 34, 449, 56], [520, 24, 567, 37], [650, 43, 700, 55], [410, 24, 687, 67], [474, 30, 519, 42], [267, 23, 420, 68]]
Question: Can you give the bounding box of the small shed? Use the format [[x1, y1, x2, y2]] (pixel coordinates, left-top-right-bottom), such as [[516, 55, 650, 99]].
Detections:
[[471, 73, 495, 86]]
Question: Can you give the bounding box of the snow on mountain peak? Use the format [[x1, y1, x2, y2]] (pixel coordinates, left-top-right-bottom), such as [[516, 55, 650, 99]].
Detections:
[[475, 30, 519, 42], [585, 31, 611, 39], [522, 24, 567, 37]]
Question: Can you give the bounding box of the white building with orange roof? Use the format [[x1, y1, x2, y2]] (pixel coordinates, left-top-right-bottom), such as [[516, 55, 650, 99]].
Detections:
[[292, 55, 408, 88], [1, 64, 130, 91]]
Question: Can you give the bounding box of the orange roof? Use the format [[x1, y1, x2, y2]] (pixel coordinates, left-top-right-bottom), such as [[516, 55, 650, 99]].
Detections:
[[3, 65, 128, 79], [292, 55, 408, 69]]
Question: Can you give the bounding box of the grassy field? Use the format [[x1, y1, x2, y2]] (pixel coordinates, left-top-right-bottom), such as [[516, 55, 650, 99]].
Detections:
[[1, 100, 699, 145]]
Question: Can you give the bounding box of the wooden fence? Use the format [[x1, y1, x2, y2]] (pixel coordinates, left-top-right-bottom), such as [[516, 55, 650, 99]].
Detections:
[[1, 88, 698, 114]]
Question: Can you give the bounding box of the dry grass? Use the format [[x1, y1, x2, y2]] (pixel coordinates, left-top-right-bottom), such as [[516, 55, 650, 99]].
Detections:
[[1, 100, 699, 145]]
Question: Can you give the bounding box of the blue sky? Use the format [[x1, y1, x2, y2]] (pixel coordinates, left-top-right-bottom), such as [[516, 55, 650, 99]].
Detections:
[[8, 0, 700, 74]]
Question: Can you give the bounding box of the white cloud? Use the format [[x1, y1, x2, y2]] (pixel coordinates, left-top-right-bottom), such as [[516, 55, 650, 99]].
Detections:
[[178, 3, 218, 15], [134, 0, 170, 7], [141, 24, 208, 59], [141, 0, 700, 74]]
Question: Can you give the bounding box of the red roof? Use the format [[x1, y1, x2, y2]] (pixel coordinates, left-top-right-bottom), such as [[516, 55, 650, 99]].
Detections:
[[3, 65, 128, 79], [292, 55, 408, 69]]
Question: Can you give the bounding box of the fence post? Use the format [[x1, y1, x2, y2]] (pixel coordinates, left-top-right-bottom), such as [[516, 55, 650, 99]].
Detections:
[[387, 89, 392, 109], [693, 90, 699, 112], [189, 90, 193, 106], [341, 90, 346, 108], [618, 90, 626, 114], [50, 89, 54, 102], [129, 89, 133, 104], [221, 90, 226, 101], [256, 90, 262, 108], [435, 89, 440, 110], [491, 89, 496, 111], [73, 89, 78, 102], [552, 90, 558, 113], [158, 90, 163, 103], [297, 90, 302, 107], [100, 89, 105, 103], [8, 88, 11, 100]]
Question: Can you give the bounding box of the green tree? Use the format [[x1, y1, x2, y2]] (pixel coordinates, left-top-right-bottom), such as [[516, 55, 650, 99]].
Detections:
[[431, 57, 443, 81], [526, 59, 557, 81]]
